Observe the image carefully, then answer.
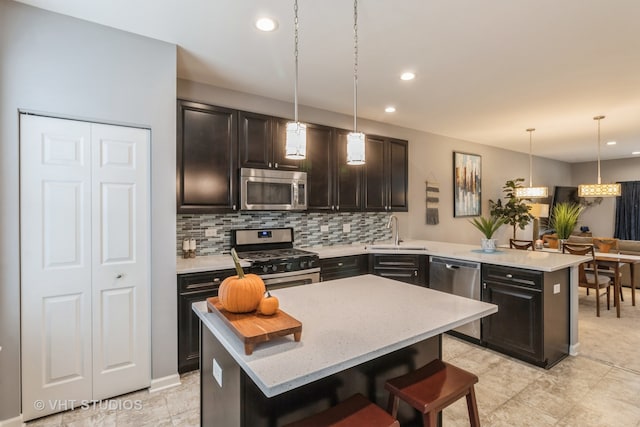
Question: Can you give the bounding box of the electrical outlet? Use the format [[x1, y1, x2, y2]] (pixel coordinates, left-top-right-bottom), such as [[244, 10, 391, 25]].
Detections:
[[213, 358, 222, 387], [321, 225, 329, 233], [553, 283, 560, 294], [343, 224, 351, 233], [205, 228, 217, 237]]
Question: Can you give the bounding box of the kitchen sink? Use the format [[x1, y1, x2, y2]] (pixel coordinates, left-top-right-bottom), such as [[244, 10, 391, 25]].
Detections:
[[367, 244, 428, 251]]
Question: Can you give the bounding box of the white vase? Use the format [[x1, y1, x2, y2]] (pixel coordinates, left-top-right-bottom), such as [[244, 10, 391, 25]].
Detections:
[[481, 238, 498, 252]]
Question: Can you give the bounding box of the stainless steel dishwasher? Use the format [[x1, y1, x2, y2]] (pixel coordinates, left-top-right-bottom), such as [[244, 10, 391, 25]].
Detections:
[[429, 256, 482, 340]]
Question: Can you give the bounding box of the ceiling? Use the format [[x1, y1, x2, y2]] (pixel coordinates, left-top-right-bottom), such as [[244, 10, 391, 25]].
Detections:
[[16, 0, 640, 163]]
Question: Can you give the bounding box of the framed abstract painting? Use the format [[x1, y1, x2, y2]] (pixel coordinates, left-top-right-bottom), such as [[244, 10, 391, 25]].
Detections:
[[453, 152, 481, 217]]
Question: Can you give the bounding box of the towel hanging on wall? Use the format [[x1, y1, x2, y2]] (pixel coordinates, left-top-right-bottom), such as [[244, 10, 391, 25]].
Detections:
[[426, 181, 440, 225]]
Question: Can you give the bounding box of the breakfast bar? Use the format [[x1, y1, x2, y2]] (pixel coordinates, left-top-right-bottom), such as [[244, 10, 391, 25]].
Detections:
[[194, 274, 497, 426]]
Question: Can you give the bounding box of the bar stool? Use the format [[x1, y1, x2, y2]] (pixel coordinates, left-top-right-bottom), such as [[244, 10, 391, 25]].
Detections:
[[385, 359, 480, 427], [283, 393, 399, 427]]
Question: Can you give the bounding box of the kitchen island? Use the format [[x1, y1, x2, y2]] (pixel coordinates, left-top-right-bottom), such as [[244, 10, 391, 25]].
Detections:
[[193, 274, 497, 426]]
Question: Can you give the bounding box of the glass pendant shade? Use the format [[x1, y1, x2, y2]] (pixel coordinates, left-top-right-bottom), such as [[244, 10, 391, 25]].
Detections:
[[578, 183, 621, 197], [578, 115, 621, 197], [515, 186, 548, 198], [285, 121, 307, 159], [346, 131, 365, 165], [516, 128, 548, 199]]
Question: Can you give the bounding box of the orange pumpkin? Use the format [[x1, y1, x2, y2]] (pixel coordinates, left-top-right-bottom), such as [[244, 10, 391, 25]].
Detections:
[[257, 292, 279, 316], [219, 249, 266, 313]]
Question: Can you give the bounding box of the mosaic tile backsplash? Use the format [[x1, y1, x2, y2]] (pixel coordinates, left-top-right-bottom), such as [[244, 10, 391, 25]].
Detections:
[[177, 212, 393, 256]]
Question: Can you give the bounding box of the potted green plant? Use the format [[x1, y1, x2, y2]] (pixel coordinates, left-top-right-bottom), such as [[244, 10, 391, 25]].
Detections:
[[549, 202, 583, 248], [469, 216, 506, 252], [489, 178, 534, 239]]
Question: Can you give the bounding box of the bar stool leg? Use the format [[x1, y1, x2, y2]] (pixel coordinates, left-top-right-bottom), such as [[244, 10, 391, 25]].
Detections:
[[422, 411, 437, 427], [386, 394, 399, 419], [467, 386, 481, 427]]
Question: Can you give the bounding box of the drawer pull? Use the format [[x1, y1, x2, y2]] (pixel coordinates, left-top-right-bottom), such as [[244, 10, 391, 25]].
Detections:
[[337, 262, 344, 267], [506, 274, 513, 278]]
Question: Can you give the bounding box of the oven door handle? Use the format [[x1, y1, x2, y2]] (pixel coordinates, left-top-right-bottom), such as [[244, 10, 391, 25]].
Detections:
[[262, 271, 320, 289]]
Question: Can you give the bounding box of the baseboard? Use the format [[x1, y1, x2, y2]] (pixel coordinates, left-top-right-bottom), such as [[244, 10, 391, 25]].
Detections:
[[149, 373, 181, 393], [0, 415, 24, 427], [569, 342, 580, 356]]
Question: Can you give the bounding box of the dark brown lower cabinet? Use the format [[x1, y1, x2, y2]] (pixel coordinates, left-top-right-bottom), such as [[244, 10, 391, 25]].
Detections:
[[370, 254, 427, 286], [320, 255, 368, 281], [178, 269, 235, 374], [481, 264, 569, 368]]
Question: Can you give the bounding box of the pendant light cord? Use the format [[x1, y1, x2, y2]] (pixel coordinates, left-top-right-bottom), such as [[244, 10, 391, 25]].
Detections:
[[352, 0, 359, 133], [293, 0, 299, 123], [594, 115, 605, 185], [527, 128, 535, 187]]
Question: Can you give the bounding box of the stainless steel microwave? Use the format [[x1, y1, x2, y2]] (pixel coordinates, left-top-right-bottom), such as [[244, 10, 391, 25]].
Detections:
[[240, 168, 307, 211]]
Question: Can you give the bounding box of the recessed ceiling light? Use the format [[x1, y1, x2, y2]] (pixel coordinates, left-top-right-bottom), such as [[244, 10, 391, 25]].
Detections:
[[255, 17, 278, 32], [385, 106, 396, 113], [606, 141, 617, 145], [632, 151, 640, 155], [400, 72, 415, 81]]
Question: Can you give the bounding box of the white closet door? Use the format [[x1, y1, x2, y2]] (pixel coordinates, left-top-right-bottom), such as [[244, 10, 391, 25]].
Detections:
[[21, 115, 93, 420], [91, 123, 150, 399], [20, 116, 150, 421]]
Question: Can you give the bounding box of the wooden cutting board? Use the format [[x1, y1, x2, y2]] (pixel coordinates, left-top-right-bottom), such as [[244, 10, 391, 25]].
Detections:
[[206, 297, 302, 355]]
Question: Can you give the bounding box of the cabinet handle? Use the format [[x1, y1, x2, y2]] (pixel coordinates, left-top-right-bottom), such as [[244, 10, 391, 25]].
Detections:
[[337, 262, 344, 267], [336, 205, 340, 211], [506, 274, 513, 278], [269, 162, 272, 168], [116, 273, 124, 279], [213, 278, 220, 283], [275, 162, 278, 168], [483, 282, 487, 289], [414, 270, 418, 276]]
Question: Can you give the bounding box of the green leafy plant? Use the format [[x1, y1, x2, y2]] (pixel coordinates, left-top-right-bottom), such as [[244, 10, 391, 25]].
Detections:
[[489, 178, 534, 239], [468, 216, 506, 239], [549, 202, 583, 239]]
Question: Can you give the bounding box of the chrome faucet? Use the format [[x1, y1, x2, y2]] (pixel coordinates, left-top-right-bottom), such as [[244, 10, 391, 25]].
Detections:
[[386, 215, 400, 246]]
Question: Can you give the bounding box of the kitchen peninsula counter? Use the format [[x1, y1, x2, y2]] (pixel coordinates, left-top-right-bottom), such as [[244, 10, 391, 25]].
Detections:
[[194, 274, 497, 426], [177, 240, 588, 274]]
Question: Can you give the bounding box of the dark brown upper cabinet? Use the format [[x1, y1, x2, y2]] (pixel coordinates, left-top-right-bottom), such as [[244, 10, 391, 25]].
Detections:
[[363, 135, 408, 212], [333, 128, 363, 212], [238, 111, 301, 171], [177, 100, 237, 213], [304, 124, 334, 211]]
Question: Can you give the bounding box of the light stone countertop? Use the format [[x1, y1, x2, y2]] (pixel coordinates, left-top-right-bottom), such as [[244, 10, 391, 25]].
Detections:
[[193, 274, 497, 397], [178, 240, 589, 274]]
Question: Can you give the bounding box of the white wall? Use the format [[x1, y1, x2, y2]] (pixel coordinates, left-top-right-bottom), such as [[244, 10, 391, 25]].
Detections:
[[0, 1, 176, 421], [178, 79, 573, 246], [571, 158, 640, 237]]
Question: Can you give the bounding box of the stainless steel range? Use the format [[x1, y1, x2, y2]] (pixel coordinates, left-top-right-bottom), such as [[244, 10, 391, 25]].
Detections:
[[231, 228, 320, 289]]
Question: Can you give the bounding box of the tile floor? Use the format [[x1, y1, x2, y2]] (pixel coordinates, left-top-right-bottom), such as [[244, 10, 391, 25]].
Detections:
[[27, 287, 640, 427]]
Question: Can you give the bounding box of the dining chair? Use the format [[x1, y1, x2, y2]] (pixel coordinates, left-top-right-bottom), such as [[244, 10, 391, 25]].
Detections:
[[509, 239, 534, 250], [562, 243, 611, 317], [591, 237, 625, 302]]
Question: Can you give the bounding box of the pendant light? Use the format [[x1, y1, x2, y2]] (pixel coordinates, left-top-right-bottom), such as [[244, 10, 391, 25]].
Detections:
[[346, 0, 365, 165], [285, 0, 307, 159], [515, 128, 548, 198], [577, 116, 621, 197]]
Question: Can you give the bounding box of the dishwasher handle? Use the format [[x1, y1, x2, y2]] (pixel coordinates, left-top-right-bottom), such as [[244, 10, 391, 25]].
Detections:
[[430, 256, 480, 270]]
